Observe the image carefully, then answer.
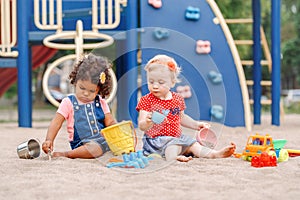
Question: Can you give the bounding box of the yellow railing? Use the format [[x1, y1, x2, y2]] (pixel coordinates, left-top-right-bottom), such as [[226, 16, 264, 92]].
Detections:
[[0, 0, 18, 57], [225, 17, 284, 117], [34, 0, 127, 60], [34, 0, 126, 107], [34, 0, 63, 31], [92, 0, 127, 30], [225, 18, 273, 104], [207, 0, 252, 131], [34, 0, 126, 32], [225, 18, 272, 73]]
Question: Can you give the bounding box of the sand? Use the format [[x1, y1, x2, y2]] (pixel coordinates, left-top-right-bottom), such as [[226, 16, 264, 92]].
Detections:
[[1, 111, 300, 200]]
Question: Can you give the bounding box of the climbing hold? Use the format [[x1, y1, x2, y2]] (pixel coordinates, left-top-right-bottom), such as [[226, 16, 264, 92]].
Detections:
[[208, 70, 222, 84], [176, 85, 192, 98], [148, 0, 162, 9], [185, 6, 200, 21], [210, 105, 224, 120], [153, 28, 170, 40], [196, 40, 211, 54]]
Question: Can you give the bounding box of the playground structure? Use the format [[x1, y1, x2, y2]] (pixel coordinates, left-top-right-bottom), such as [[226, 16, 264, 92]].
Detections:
[[0, 0, 281, 131]]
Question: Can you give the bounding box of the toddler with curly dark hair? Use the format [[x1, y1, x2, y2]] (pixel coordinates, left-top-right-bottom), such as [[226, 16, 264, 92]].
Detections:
[[42, 53, 117, 158]]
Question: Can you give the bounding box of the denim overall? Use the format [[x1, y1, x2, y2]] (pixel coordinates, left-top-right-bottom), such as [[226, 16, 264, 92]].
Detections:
[[68, 95, 110, 153]]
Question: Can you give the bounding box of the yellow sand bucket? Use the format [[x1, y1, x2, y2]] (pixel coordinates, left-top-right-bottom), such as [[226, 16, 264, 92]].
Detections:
[[101, 121, 136, 156]]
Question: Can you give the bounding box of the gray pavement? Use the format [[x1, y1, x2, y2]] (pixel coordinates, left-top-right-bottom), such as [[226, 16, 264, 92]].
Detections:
[[0, 108, 56, 122]]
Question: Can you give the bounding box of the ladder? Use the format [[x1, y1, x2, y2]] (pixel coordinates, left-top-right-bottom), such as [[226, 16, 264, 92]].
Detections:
[[225, 18, 273, 106]]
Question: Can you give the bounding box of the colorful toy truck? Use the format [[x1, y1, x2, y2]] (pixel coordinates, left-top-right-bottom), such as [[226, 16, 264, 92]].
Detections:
[[234, 133, 289, 162]]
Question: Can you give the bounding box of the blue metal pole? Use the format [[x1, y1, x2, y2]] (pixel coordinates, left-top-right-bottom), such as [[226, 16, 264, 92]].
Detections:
[[252, 0, 262, 124], [116, 0, 138, 124], [17, 0, 32, 127], [271, 0, 281, 125]]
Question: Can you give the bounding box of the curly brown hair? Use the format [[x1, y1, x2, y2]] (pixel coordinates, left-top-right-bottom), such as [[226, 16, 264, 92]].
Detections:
[[69, 53, 113, 98]]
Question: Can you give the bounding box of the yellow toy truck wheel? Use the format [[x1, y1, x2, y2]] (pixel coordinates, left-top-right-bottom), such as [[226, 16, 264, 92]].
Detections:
[[278, 149, 289, 162], [242, 155, 252, 161], [268, 150, 276, 157], [241, 155, 247, 161]]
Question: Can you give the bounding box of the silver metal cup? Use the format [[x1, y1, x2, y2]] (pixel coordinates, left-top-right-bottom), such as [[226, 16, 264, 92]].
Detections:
[[17, 138, 41, 159]]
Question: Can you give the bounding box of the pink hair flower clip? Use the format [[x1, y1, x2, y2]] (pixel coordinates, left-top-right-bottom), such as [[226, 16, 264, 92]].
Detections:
[[149, 59, 177, 71], [167, 61, 176, 71]]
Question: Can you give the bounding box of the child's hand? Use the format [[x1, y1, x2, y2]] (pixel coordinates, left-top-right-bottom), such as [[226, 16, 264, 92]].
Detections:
[[138, 111, 154, 131], [197, 121, 211, 130], [143, 112, 154, 130], [42, 140, 53, 154], [146, 112, 153, 124]]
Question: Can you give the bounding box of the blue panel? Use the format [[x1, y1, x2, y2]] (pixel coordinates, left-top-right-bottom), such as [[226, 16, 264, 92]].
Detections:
[[140, 0, 245, 127], [0, 58, 17, 68], [115, 0, 138, 125]]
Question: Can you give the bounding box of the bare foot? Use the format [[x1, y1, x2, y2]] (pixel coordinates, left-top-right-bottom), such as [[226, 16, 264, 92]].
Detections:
[[213, 142, 236, 158], [176, 155, 193, 162], [52, 151, 68, 158]]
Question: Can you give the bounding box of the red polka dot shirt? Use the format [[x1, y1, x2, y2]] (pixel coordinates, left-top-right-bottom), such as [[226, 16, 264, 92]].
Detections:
[[136, 92, 186, 138]]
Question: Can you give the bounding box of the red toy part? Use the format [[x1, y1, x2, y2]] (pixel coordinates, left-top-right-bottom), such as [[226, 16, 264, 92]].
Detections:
[[251, 152, 277, 168], [287, 149, 300, 157]]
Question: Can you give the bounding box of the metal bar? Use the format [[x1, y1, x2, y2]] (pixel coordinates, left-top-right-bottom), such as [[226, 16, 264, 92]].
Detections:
[[4, 0, 10, 51], [11, 0, 17, 46], [117, 0, 138, 125], [100, 0, 105, 25], [241, 60, 269, 66], [252, 0, 262, 124], [246, 80, 272, 86], [108, 0, 113, 24], [42, 0, 47, 25], [234, 40, 254, 45], [0, 58, 17, 67], [49, 0, 54, 25], [271, 0, 281, 126], [17, 0, 32, 127], [57, 0, 62, 32], [1, 0, 4, 50], [225, 18, 253, 24], [260, 27, 272, 72], [92, 0, 98, 31]]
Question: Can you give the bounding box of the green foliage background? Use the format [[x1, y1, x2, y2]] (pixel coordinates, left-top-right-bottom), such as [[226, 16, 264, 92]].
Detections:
[[217, 0, 300, 90]]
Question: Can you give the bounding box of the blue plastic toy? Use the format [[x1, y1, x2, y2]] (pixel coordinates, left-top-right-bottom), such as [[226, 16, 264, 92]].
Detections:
[[151, 110, 169, 124], [106, 150, 153, 169]]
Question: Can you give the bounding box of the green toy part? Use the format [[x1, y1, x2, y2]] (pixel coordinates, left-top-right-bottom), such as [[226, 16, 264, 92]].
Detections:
[[273, 139, 287, 150]]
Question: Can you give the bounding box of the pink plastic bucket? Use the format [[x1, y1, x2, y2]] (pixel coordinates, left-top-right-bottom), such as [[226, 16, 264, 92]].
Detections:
[[196, 128, 217, 149]]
